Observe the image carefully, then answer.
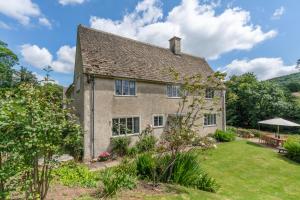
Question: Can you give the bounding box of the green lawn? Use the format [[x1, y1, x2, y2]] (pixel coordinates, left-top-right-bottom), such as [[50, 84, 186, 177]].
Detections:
[[139, 140, 300, 200]]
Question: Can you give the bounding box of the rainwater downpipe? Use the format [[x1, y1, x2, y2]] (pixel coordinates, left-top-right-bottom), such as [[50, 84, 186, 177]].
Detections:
[[91, 75, 95, 159]]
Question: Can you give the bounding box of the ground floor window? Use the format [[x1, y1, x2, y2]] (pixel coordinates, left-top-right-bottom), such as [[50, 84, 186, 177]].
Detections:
[[153, 115, 164, 127], [112, 117, 140, 136], [204, 114, 216, 126]]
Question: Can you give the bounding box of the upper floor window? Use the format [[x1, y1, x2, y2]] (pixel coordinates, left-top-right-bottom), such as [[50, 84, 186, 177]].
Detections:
[[115, 80, 136, 96], [153, 115, 164, 127], [112, 117, 140, 136], [204, 114, 216, 126], [205, 88, 214, 99], [167, 85, 182, 97]]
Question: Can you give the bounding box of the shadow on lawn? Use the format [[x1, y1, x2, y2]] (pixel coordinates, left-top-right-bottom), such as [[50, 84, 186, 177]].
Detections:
[[246, 141, 300, 166]]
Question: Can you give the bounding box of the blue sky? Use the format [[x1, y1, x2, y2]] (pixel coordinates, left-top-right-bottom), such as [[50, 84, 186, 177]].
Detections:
[[0, 0, 299, 86]]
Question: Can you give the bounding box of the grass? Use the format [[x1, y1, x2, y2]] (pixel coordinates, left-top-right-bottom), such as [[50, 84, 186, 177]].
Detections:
[[122, 140, 300, 200]]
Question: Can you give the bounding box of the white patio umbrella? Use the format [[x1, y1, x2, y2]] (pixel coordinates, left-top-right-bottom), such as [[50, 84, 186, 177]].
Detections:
[[258, 117, 300, 136]]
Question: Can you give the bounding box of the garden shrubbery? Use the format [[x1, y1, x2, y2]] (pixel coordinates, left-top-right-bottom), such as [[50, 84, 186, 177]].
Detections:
[[136, 151, 219, 192], [214, 129, 236, 142], [111, 136, 131, 156], [53, 162, 100, 188], [284, 136, 300, 162], [136, 134, 157, 153]]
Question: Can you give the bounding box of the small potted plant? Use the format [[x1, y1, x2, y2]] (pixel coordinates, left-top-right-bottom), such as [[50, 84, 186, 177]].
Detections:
[[98, 151, 110, 162]]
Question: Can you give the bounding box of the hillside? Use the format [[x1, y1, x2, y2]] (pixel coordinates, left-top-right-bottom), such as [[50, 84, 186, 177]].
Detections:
[[269, 72, 300, 92]]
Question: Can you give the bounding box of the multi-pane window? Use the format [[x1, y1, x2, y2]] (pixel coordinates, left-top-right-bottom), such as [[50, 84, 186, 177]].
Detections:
[[115, 80, 136, 96], [167, 85, 182, 97], [204, 114, 217, 126], [153, 115, 164, 127], [205, 88, 214, 99], [112, 117, 140, 136]]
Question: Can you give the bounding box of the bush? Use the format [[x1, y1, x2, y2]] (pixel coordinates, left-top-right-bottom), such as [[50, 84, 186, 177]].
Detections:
[[192, 136, 217, 150], [136, 152, 219, 192], [214, 129, 236, 142], [136, 134, 157, 153], [111, 136, 131, 156], [127, 146, 138, 157], [284, 137, 300, 162], [53, 162, 100, 188], [136, 153, 156, 180], [98, 151, 110, 161], [162, 152, 219, 192], [101, 161, 137, 197]]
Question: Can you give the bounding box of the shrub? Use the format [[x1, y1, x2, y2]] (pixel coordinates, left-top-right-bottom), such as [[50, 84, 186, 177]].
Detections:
[[111, 136, 131, 156], [136, 134, 157, 153], [192, 136, 217, 150], [53, 162, 100, 188], [101, 162, 137, 197], [98, 151, 110, 161], [136, 153, 156, 180], [284, 137, 300, 162], [127, 146, 138, 157], [161, 152, 219, 192], [214, 129, 236, 142]]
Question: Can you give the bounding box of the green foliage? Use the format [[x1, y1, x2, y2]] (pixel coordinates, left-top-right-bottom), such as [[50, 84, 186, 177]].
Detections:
[[127, 146, 138, 157], [214, 129, 236, 142], [136, 153, 156, 180], [226, 73, 300, 128], [0, 41, 18, 87], [111, 136, 131, 156], [53, 162, 100, 188], [0, 84, 82, 199], [101, 163, 137, 197], [284, 136, 300, 162], [136, 134, 157, 153], [269, 72, 300, 92]]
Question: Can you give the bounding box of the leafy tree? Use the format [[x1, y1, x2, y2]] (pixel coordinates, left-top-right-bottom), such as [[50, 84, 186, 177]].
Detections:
[[14, 66, 38, 85], [226, 73, 298, 128], [0, 84, 82, 199], [0, 41, 18, 87], [160, 68, 225, 181]]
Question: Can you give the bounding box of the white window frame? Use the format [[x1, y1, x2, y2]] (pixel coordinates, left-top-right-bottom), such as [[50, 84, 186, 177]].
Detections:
[[166, 85, 182, 98], [205, 88, 214, 99], [153, 114, 164, 128], [204, 114, 217, 127], [114, 79, 136, 96], [112, 116, 140, 136]]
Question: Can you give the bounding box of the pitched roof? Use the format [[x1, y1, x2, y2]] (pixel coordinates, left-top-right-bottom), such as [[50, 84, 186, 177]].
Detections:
[[77, 25, 214, 83]]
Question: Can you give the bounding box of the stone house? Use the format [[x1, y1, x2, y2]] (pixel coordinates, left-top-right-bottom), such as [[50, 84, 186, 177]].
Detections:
[[66, 25, 226, 161]]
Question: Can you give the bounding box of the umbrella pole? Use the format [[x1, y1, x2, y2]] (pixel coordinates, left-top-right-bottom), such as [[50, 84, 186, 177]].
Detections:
[[277, 125, 279, 137]]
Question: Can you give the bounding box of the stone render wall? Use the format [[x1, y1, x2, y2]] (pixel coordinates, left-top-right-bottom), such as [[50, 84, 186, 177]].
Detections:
[[82, 77, 224, 160]]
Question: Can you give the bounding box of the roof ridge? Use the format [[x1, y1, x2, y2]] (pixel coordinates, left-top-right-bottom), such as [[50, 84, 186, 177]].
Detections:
[[78, 24, 206, 61]]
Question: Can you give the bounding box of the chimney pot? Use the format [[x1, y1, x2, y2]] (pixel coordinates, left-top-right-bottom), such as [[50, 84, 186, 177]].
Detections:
[[169, 36, 181, 54]]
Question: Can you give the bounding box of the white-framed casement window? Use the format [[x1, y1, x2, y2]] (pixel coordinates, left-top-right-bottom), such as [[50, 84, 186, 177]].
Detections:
[[112, 117, 140, 136], [204, 114, 217, 126], [153, 115, 164, 127], [205, 88, 214, 99], [167, 85, 182, 97], [115, 80, 136, 96]]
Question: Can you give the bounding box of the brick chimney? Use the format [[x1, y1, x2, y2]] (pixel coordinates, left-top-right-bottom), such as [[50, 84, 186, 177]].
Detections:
[[169, 36, 181, 54]]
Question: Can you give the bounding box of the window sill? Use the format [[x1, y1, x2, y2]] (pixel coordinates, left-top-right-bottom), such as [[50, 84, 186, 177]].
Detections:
[[204, 125, 217, 128], [111, 133, 140, 138], [205, 98, 213, 100], [114, 95, 138, 97], [167, 97, 182, 99], [153, 126, 164, 129]]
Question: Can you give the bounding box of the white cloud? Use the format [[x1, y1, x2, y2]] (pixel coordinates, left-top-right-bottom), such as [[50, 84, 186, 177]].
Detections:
[[21, 44, 75, 73], [272, 6, 285, 20], [0, 20, 11, 29], [221, 57, 297, 80], [58, 0, 86, 6], [0, 0, 40, 25], [38, 17, 52, 29], [90, 0, 276, 59]]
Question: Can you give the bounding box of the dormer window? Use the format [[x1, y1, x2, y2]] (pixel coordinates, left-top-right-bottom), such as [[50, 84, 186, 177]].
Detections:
[[205, 88, 214, 99], [115, 80, 136, 96]]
